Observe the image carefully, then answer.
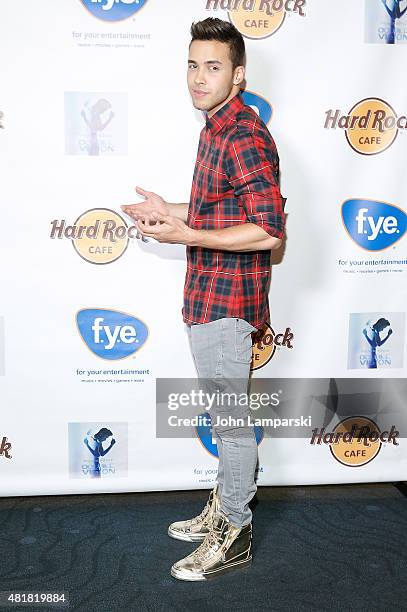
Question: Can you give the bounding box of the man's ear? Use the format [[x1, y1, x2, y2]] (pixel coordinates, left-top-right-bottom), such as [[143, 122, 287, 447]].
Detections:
[[233, 66, 245, 85]]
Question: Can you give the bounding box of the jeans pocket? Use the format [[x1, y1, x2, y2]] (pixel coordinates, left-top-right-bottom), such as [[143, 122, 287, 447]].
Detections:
[[235, 318, 256, 364]]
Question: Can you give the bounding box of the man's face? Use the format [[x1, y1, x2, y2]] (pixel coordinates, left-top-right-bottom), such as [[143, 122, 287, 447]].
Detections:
[[187, 39, 243, 118]]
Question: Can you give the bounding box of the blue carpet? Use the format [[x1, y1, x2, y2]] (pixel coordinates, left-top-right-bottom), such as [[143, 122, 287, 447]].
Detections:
[[0, 483, 406, 611]]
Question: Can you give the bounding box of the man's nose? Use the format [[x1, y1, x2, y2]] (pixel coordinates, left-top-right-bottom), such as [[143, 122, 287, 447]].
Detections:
[[194, 69, 206, 85]]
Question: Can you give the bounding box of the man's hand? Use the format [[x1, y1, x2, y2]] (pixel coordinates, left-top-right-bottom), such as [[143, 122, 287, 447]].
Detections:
[[136, 211, 195, 245], [121, 186, 170, 224]]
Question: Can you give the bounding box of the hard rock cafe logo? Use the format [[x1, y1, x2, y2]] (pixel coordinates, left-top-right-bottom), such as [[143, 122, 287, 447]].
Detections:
[[310, 416, 399, 467], [324, 98, 407, 155], [251, 323, 293, 370], [50, 208, 142, 264], [205, 0, 306, 39], [0, 436, 12, 460]]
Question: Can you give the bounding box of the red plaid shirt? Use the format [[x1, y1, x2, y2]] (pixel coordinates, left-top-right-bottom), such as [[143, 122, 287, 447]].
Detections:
[[182, 91, 286, 329]]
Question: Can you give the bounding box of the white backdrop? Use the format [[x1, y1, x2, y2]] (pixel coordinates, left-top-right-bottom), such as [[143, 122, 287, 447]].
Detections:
[[0, 0, 406, 496]]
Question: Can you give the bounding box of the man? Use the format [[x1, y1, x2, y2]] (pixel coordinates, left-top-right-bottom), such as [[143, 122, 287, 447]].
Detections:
[[122, 17, 286, 580]]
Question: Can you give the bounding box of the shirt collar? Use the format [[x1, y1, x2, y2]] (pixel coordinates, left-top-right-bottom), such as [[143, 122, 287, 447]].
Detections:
[[204, 91, 244, 135]]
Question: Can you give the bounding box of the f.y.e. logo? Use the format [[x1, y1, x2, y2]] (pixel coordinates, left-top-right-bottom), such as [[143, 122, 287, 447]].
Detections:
[[242, 90, 272, 124], [341, 199, 406, 251], [76, 309, 148, 360], [81, 0, 147, 21], [196, 414, 263, 458]]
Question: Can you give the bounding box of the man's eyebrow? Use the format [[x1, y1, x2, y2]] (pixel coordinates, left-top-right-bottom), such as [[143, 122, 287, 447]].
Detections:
[[188, 59, 223, 65]]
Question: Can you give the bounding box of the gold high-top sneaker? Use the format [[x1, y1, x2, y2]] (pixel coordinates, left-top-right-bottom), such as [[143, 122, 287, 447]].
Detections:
[[168, 485, 220, 542], [170, 510, 252, 581]]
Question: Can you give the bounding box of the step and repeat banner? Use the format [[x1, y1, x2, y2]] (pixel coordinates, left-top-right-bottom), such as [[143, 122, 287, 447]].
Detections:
[[1, 0, 406, 496]]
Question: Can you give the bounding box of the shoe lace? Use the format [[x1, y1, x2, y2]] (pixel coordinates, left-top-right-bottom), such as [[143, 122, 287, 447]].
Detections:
[[193, 528, 221, 562], [188, 498, 211, 526]]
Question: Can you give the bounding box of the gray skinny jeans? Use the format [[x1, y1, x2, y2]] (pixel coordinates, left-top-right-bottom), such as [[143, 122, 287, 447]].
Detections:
[[186, 317, 258, 528]]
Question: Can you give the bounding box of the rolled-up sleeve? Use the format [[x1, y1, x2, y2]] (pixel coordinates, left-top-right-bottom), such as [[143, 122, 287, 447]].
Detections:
[[223, 126, 286, 240]]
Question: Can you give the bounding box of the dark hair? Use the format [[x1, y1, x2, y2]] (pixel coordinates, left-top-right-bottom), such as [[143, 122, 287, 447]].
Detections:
[[373, 318, 390, 331], [190, 17, 245, 70], [94, 428, 113, 441]]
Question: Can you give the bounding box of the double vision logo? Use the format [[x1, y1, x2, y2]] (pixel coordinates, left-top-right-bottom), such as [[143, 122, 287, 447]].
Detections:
[[76, 309, 148, 360], [205, 0, 306, 39], [251, 323, 294, 370], [50, 208, 141, 265], [81, 0, 148, 21], [325, 98, 407, 155], [310, 416, 399, 467], [342, 199, 406, 251]]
